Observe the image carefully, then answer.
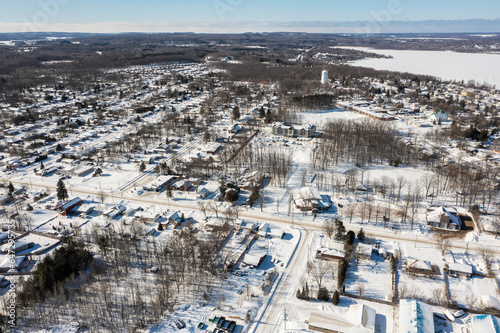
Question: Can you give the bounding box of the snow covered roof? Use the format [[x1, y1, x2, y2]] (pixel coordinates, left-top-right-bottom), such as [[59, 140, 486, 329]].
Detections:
[[308, 304, 376, 333], [404, 258, 433, 272], [470, 314, 500, 333], [300, 187, 321, 201], [398, 299, 434, 333], [481, 295, 500, 311], [427, 206, 462, 229], [448, 262, 472, 274]]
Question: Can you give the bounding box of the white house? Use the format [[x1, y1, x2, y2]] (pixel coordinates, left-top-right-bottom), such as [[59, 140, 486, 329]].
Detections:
[[429, 110, 448, 123]]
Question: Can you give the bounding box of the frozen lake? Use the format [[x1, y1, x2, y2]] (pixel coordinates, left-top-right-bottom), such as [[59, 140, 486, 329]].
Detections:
[[337, 47, 500, 88]]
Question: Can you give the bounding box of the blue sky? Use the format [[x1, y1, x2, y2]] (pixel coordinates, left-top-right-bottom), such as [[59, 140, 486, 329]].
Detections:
[[0, 0, 499, 33]]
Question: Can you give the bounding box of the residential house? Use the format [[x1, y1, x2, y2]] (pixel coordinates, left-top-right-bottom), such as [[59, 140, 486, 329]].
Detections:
[[426, 206, 462, 230], [399, 300, 434, 333], [316, 247, 346, 261], [403, 258, 434, 276], [58, 197, 83, 216], [447, 262, 473, 279], [307, 304, 376, 333]]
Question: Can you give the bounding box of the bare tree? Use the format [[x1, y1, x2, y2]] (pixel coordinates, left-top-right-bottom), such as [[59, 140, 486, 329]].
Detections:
[[307, 260, 330, 290], [434, 232, 452, 256], [396, 176, 406, 202], [197, 201, 207, 218], [322, 219, 335, 239], [479, 246, 494, 270], [432, 288, 447, 306], [491, 218, 500, 239], [355, 283, 365, 296], [209, 200, 220, 218]]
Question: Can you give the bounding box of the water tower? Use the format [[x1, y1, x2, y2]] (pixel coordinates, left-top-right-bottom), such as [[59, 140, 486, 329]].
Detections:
[[321, 70, 328, 84]]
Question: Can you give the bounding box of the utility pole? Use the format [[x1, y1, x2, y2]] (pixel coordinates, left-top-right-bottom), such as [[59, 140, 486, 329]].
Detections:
[[283, 308, 287, 331]]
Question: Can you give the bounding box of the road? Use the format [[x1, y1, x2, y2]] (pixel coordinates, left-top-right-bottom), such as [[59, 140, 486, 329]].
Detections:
[[251, 228, 313, 333]]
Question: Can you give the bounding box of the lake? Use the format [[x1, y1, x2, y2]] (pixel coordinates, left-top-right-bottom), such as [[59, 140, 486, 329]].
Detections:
[[337, 47, 500, 88]]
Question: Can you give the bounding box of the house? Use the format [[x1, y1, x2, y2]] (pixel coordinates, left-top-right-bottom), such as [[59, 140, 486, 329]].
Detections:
[[269, 228, 285, 239], [399, 299, 434, 333], [242, 253, 265, 268], [294, 187, 322, 211], [357, 244, 373, 260], [468, 314, 500, 333], [103, 205, 127, 219], [143, 175, 179, 192], [169, 212, 184, 227], [426, 206, 462, 230], [258, 223, 269, 237], [481, 295, 500, 311], [0, 256, 28, 273], [307, 304, 376, 333], [173, 180, 193, 191], [447, 262, 473, 279], [1, 240, 34, 254], [197, 187, 211, 199], [429, 110, 448, 123], [403, 258, 434, 276], [72, 165, 94, 177], [316, 247, 346, 261], [58, 197, 83, 216]]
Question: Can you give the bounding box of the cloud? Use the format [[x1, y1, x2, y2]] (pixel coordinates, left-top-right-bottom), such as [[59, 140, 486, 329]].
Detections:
[[0, 19, 499, 34]]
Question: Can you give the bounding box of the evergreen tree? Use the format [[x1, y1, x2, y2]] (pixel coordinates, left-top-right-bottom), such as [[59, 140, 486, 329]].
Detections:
[[332, 290, 340, 305], [265, 110, 272, 123], [334, 219, 345, 240], [357, 228, 366, 242], [139, 161, 146, 172], [157, 223, 164, 231], [57, 178, 69, 201], [7, 182, 14, 195], [40, 162, 45, 170], [259, 106, 265, 118], [317, 287, 330, 301], [232, 106, 240, 120]]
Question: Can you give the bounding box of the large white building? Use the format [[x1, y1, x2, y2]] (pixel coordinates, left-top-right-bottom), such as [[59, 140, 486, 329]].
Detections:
[[321, 70, 329, 84]]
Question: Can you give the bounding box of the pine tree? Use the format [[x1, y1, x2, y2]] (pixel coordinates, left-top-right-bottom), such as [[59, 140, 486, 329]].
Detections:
[[332, 290, 340, 305], [259, 107, 265, 118], [357, 228, 365, 242], [40, 162, 45, 170], [232, 106, 240, 120], [57, 179, 69, 201], [317, 287, 330, 301], [139, 161, 146, 172], [7, 182, 14, 195]]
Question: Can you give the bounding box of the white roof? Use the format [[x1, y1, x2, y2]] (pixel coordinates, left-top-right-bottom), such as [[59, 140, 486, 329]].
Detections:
[[300, 187, 321, 201], [405, 258, 433, 272], [427, 206, 461, 229], [470, 314, 500, 333], [448, 262, 472, 274], [308, 304, 376, 333], [399, 299, 434, 333], [481, 295, 500, 311]]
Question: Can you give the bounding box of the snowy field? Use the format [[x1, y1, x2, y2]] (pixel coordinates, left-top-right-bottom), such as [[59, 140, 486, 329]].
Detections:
[[336, 46, 500, 87]]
